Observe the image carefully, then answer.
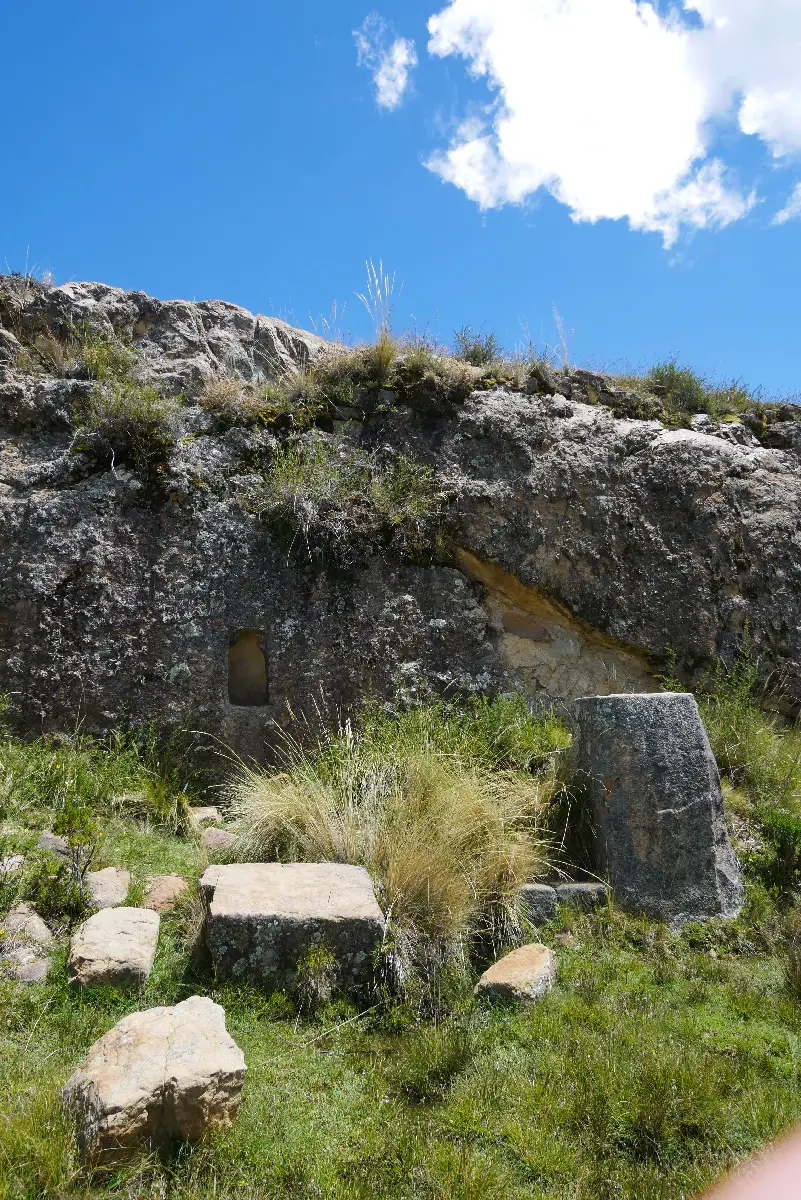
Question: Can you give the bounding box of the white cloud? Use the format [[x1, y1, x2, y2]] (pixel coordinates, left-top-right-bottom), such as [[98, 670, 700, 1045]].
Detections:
[[773, 182, 801, 225], [425, 0, 801, 244], [355, 13, 418, 111]]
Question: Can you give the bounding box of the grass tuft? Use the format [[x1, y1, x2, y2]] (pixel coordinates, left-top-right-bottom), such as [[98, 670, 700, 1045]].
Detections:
[[229, 697, 566, 1002]]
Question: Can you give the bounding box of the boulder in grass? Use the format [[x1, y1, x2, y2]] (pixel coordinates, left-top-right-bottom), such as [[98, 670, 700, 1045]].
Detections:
[[68, 907, 160, 989], [555, 882, 609, 912], [475, 944, 554, 1004], [570, 693, 743, 923], [86, 867, 131, 910], [142, 874, 188, 913], [61, 995, 246, 1163], [0, 903, 53, 984], [201, 862, 385, 993], [0, 854, 25, 876], [3, 903, 53, 948], [200, 827, 238, 856]]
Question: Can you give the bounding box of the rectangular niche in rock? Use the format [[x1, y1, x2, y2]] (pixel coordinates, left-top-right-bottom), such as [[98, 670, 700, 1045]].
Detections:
[[228, 630, 268, 707]]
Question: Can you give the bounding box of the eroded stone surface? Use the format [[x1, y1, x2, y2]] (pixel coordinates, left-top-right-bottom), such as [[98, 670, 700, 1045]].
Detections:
[[475, 944, 554, 1004], [202, 862, 385, 992], [519, 884, 558, 925], [201, 827, 238, 856], [86, 867, 130, 909], [3, 903, 53, 947], [142, 874, 188, 912], [61, 995, 246, 1162], [555, 883, 610, 912], [38, 831, 69, 857], [1, 904, 53, 983], [2, 277, 799, 764], [68, 907, 160, 989], [0, 854, 24, 875], [571, 692, 743, 922]]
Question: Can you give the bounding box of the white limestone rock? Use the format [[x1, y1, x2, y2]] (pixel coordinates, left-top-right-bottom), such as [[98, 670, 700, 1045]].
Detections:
[[61, 995, 246, 1162], [68, 907, 160, 989]]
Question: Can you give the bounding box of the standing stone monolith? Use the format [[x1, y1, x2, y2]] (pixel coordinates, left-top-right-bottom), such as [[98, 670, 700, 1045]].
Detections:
[[570, 693, 743, 922]]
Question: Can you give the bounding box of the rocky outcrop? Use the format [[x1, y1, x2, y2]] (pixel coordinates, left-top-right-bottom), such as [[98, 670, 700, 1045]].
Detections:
[[1, 277, 800, 757], [62, 995, 246, 1162]]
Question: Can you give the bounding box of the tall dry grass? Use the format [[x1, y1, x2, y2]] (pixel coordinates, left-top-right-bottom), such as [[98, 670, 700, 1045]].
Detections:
[[227, 699, 567, 996]]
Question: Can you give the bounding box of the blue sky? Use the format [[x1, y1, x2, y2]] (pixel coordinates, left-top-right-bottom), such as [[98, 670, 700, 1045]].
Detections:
[[2, 0, 801, 395]]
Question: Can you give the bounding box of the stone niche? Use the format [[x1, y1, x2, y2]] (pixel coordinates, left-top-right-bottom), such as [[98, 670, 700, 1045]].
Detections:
[[228, 630, 268, 707]]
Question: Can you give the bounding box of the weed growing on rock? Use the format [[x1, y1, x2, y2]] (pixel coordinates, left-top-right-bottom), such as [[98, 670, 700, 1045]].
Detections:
[[199, 369, 328, 433], [71, 378, 178, 477], [453, 325, 503, 367], [250, 433, 447, 564]]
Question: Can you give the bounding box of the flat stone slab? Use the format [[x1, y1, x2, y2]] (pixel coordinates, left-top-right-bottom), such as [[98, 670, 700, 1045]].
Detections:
[[68, 907, 160, 989], [86, 867, 130, 909], [142, 875, 188, 912], [202, 862, 386, 992], [201, 827, 238, 856], [571, 693, 743, 922], [555, 883, 609, 912], [475, 944, 554, 1004], [62, 995, 246, 1163], [519, 884, 558, 925]]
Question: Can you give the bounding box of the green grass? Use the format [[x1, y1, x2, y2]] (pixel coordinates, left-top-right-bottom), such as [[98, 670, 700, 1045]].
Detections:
[[1, 898, 800, 1199], [1, 683, 801, 1197]]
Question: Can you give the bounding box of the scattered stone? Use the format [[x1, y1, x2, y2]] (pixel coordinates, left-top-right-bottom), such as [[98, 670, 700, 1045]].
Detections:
[[2, 944, 51, 983], [38, 831, 69, 857], [570, 692, 744, 923], [474, 943, 554, 1004], [555, 882, 609, 912], [202, 862, 386, 992], [200, 827, 238, 856], [519, 883, 558, 925], [0, 904, 53, 983], [189, 806, 222, 830], [61, 994, 246, 1163], [3, 903, 53, 947], [142, 874, 188, 913], [555, 932, 576, 949], [68, 907, 160, 989], [86, 867, 130, 910], [0, 854, 24, 875]]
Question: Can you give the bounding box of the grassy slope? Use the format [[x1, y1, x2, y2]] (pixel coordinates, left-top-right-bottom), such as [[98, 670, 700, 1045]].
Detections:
[[1, 681, 801, 1199]]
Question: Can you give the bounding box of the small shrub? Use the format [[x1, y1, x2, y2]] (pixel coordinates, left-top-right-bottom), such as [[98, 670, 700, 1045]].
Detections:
[[199, 369, 327, 432], [644, 359, 708, 416], [453, 326, 502, 367], [250, 434, 447, 564], [759, 811, 801, 893], [787, 907, 801, 1000], [71, 379, 178, 477]]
